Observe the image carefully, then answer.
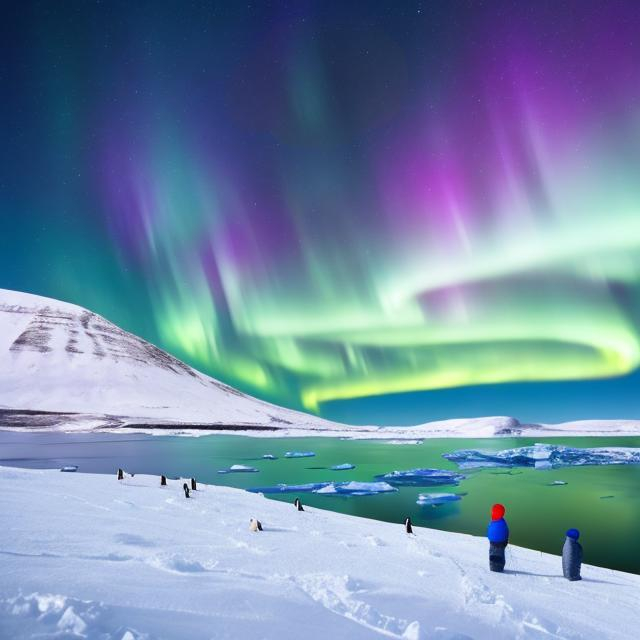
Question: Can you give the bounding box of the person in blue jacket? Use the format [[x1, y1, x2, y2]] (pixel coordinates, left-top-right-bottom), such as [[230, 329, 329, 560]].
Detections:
[[562, 528, 583, 581], [487, 503, 509, 572]]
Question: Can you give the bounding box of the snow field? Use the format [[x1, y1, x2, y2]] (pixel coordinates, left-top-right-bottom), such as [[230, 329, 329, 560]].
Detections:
[[0, 466, 638, 639]]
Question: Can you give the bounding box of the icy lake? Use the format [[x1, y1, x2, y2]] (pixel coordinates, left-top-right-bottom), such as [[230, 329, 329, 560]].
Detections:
[[1, 431, 639, 574]]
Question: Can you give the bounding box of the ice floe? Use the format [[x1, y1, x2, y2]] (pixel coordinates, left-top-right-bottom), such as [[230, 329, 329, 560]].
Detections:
[[330, 463, 355, 471], [284, 451, 315, 458], [262, 454, 277, 460], [374, 468, 465, 486], [416, 493, 462, 506], [249, 481, 397, 496], [217, 464, 259, 474], [443, 444, 640, 469]]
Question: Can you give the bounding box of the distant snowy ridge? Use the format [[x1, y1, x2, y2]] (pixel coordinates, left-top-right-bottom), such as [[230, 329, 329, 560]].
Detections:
[[1, 288, 640, 438]]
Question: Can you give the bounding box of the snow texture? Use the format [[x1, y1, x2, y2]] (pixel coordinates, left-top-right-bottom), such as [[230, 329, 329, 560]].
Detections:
[[0, 466, 638, 640], [443, 444, 640, 469]]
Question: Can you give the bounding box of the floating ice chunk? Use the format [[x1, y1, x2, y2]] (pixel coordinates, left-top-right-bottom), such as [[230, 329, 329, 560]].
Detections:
[[314, 484, 337, 494], [416, 493, 462, 506], [443, 444, 640, 469], [549, 480, 567, 486], [375, 468, 465, 486], [382, 439, 424, 446], [60, 466, 78, 472], [218, 464, 259, 474], [327, 481, 396, 496], [262, 454, 277, 460], [330, 463, 355, 470], [249, 481, 396, 496], [284, 451, 315, 458], [248, 482, 330, 494]]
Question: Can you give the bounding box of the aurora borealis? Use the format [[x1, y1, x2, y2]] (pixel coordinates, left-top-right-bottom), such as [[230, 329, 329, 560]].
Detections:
[[2, 1, 640, 424]]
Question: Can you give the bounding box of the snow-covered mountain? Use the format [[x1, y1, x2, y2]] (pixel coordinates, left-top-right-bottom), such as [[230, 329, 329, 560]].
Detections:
[[0, 288, 344, 430]]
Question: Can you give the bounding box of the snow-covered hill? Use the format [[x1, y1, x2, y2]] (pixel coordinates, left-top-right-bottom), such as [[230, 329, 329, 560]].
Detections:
[[0, 288, 343, 430], [0, 466, 637, 639]]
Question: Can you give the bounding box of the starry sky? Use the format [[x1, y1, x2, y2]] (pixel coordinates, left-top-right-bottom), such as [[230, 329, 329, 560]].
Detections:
[[2, 1, 640, 425]]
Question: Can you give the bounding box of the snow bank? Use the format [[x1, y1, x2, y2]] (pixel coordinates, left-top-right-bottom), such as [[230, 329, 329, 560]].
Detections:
[[0, 466, 638, 639]]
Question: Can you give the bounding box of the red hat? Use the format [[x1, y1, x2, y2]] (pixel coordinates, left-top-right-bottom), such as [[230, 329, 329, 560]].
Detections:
[[491, 503, 505, 520]]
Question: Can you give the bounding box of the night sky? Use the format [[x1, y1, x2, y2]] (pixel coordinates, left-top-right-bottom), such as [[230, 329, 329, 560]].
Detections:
[[2, 1, 640, 425]]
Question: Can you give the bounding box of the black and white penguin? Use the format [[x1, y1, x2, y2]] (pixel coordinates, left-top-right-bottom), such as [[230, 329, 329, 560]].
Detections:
[[249, 518, 263, 532], [117, 468, 124, 480], [404, 517, 413, 535], [191, 478, 197, 491], [160, 475, 167, 486], [294, 498, 304, 512], [183, 482, 190, 498]]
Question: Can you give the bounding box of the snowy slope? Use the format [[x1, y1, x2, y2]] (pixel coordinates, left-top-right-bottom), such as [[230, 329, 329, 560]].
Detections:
[[0, 466, 638, 640], [0, 289, 344, 429]]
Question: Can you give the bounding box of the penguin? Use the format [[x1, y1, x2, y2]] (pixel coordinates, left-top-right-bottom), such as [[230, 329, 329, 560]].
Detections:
[[249, 518, 263, 532], [191, 478, 197, 491], [117, 468, 124, 480], [404, 517, 413, 535], [294, 498, 304, 512], [160, 475, 167, 486], [183, 482, 190, 498]]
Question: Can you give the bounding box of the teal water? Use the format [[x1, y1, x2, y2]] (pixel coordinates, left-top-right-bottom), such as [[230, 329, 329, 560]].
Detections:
[[1, 431, 638, 574]]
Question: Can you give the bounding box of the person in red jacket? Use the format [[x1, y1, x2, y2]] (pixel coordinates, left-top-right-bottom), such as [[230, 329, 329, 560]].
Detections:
[[487, 503, 509, 572]]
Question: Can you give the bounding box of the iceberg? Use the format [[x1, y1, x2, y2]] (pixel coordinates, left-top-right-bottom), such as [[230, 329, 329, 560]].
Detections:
[[284, 451, 316, 458], [443, 444, 640, 469], [375, 468, 465, 486], [218, 464, 259, 474], [248, 481, 397, 496], [330, 463, 355, 471], [416, 493, 462, 506]]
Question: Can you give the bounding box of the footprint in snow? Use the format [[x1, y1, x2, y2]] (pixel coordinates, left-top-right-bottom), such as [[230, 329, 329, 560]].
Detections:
[[364, 535, 387, 547]]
